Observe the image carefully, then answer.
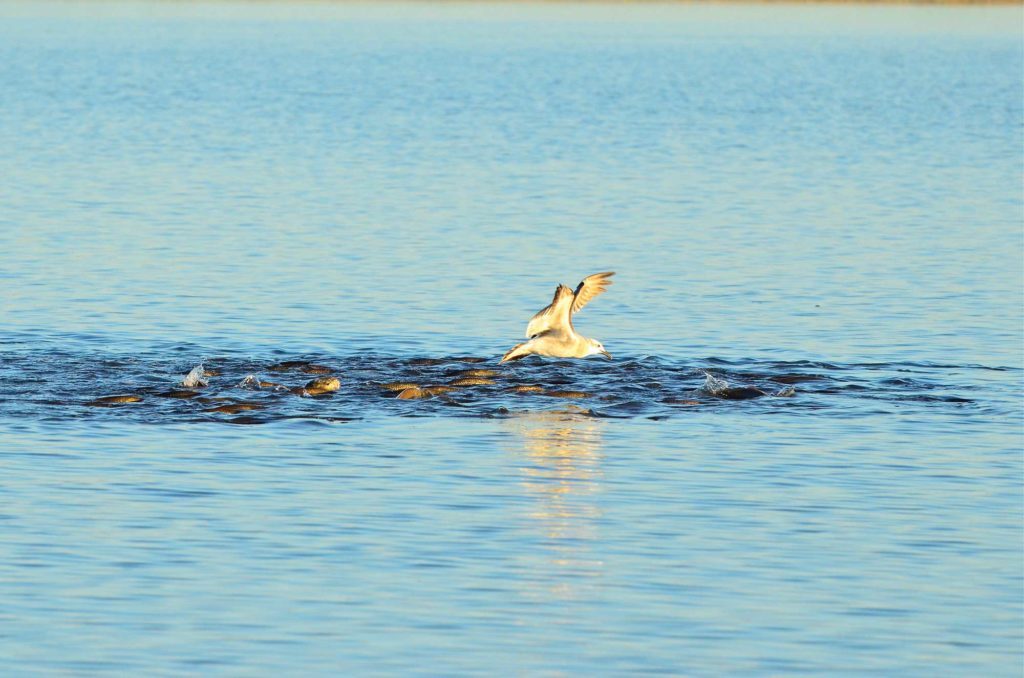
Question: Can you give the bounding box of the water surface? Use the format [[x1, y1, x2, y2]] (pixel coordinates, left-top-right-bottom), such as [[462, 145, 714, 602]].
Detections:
[[0, 2, 1021, 675]]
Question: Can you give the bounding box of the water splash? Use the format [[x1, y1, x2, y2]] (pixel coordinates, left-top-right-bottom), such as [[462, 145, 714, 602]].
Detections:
[[237, 374, 260, 389], [701, 371, 770, 400], [181, 364, 208, 388], [237, 374, 288, 391], [701, 371, 731, 395]]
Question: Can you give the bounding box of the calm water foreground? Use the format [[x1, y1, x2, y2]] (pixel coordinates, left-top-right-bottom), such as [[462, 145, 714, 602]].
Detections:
[[0, 2, 1022, 675]]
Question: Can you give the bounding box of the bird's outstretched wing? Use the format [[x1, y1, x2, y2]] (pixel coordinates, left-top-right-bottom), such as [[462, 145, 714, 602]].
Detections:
[[525, 284, 574, 338], [571, 271, 615, 316]]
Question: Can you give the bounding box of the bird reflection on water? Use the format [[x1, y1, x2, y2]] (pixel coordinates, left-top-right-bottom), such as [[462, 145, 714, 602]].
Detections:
[[505, 407, 606, 601]]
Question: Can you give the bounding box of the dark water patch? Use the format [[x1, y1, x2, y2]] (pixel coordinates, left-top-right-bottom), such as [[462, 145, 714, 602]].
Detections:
[[766, 374, 829, 385], [880, 377, 944, 388], [136, 486, 220, 499], [225, 415, 271, 425], [0, 350, 996, 424], [893, 394, 976, 404]]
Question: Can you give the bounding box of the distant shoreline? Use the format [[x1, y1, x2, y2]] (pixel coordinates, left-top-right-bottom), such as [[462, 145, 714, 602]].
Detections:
[[408, 0, 1022, 3], [196, 0, 1023, 5], [151, 0, 1024, 7], [5, 0, 1020, 6], [57, 0, 1024, 5]]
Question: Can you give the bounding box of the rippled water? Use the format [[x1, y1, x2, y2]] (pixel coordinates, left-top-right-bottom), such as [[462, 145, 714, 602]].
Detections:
[[1, 2, 1021, 675]]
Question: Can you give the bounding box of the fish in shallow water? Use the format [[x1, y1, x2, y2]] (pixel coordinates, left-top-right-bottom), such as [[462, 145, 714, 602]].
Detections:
[[396, 385, 455, 400], [663, 398, 701, 406], [293, 376, 341, 396], [509, 384, 545, 393], [158, 390, 202, 399], [87, 395, 143, 406], [458, 369, 499, 378], [380, 382, 420, 392], [543, 390, 593, 399], [267, 360, 314, 372], [396, 387, 429, 400], [449, 377, 495, 386], [423, 385, 455, 396], [206, 402, 265, 414]]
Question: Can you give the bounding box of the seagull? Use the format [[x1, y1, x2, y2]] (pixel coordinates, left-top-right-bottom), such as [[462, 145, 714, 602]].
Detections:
[[501, 272, 615, 363]]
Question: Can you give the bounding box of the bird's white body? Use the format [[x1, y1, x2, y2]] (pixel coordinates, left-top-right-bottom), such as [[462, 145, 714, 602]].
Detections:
[[501, 272, 614, 363]]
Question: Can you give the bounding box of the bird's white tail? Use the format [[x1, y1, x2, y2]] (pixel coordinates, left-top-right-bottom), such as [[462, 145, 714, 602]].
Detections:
[[500, 342, 532, 363]]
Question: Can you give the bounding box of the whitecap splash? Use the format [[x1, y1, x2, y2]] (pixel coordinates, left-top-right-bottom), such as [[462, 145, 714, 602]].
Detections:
[[700, 371, 776, 400], [236, 374, 287, 391], [701, 371, 731, 396], [237, 374, 260, 389], [181, 364, 208, 388]]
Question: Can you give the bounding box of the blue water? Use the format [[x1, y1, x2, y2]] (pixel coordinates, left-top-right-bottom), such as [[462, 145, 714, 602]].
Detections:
[[0, 2, 1021, 675]]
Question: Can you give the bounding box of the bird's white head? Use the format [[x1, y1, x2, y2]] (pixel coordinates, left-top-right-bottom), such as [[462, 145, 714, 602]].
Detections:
[[587, 338, 612, 360]]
